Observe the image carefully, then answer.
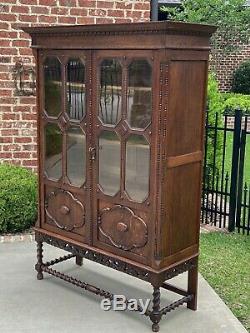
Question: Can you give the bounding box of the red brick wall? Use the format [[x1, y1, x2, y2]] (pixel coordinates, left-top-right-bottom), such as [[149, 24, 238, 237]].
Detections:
[[0, 0, 150, 171], [211, 42, 250, 92]]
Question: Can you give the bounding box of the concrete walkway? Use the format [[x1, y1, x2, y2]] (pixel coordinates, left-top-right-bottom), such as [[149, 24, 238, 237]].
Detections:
[[0, 241, 247, 333]]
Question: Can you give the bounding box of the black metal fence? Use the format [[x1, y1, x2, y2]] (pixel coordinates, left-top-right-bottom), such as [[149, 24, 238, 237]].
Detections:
[[201, 109, 250, 234]]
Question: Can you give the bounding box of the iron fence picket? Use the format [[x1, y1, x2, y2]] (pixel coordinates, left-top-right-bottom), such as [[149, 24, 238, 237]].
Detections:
[[229, 110, 242, 232], [236, 127, 246, 230], [214, 171, 219, 226], [202, 109, 250, 234], [247, 186, 250, 235], [224, 172, 230, 229], [242, 184, 248, 234], [219, 115, 228, 228]]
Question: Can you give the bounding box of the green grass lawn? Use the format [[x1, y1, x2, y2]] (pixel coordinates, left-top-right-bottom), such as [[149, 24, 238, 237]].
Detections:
[[199, 232, 250, 331]]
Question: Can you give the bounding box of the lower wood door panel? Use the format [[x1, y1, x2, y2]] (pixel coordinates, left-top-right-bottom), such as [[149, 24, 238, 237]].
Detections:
[[93, 199, 151, 265], [42, 184, 88, 244]]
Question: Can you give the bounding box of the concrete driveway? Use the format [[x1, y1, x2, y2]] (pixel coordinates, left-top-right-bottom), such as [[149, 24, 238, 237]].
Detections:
[[0, 241, 247, 333]]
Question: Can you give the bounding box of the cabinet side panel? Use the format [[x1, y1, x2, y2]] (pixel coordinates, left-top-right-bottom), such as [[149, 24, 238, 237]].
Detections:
[[165, 163, 201, 255], [167, 60, 206, 156], [160, 59, 208, 260]]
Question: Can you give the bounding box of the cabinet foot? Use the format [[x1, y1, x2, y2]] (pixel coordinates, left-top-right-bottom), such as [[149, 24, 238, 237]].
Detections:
[[75, 255, 83, 266], [150, 286, 162, 332], [35, 241, 43, 280], [187, 257, 198, 310], [152, 323, 159, 332], [37, 271, 44, 280]]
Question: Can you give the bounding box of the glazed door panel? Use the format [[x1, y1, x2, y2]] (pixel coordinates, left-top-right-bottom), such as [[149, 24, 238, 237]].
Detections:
[[92, 50, 156, 264], [39, 50, 92, 244]]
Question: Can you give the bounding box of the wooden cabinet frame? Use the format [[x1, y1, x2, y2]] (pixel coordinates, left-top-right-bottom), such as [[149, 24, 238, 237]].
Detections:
[[23, 21, 216, 332]]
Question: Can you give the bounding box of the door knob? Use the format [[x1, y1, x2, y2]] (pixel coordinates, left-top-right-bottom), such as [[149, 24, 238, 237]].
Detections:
[[60, 205, 70, 215], [117, 222, 128, 232]]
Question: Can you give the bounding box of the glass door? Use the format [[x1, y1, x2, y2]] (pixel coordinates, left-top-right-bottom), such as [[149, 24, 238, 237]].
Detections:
[[39, 50, 92, 244], [92, 50, 155, 264]]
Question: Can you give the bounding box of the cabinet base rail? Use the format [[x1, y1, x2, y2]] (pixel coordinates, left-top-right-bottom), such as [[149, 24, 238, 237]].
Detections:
[[35, 231, 198, 332]]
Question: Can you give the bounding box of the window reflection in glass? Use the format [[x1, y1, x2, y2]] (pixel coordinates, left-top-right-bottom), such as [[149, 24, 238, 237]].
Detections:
[[128, 60, 152, 129], [43, 57, 62, 117], [99, 59, 122, 126], [125, 134, 150, 202], [66, 58, 86, 121], [67, 127, 86, 187], [45, 123, 63, 180], [99, 131, 120, 196]]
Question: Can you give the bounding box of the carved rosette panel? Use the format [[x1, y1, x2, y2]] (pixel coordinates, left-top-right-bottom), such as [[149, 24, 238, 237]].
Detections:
[[45, 189, 85, 231], [98, 205, 148, 251]]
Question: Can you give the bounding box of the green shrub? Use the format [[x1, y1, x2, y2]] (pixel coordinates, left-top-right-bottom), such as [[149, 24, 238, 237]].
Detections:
[[0, 164, 37, 233], [222, 92, 250, 115], [206, 73, 224, 174], [232, 60, 250, 95]]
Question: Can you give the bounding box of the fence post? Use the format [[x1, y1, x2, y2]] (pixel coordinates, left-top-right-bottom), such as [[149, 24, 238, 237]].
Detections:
[[236, 127, 246, 230], [228, 109, 242, 232]]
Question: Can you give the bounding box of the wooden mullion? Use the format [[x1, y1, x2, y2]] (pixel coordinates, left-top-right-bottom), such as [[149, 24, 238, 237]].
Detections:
[[120, 57, 128, 197]]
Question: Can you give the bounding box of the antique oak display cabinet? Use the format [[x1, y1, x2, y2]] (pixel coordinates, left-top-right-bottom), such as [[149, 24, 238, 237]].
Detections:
[[23, 21, 215, 331]]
